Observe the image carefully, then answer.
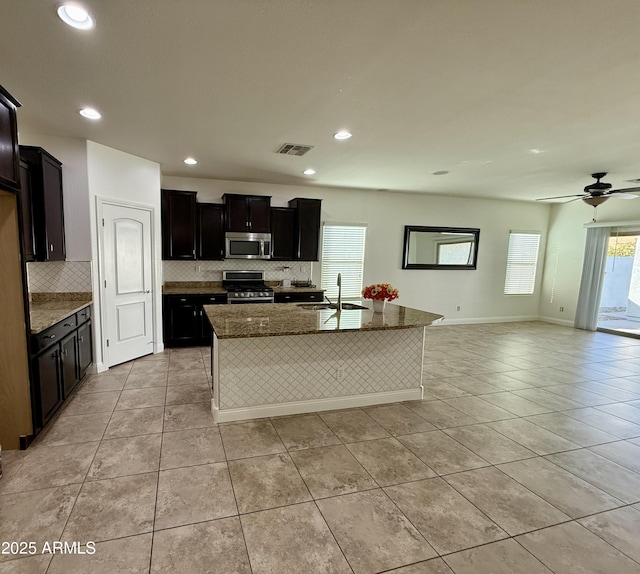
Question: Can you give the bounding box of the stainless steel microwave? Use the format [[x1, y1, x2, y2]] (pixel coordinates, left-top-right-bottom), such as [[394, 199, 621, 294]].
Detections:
[[225, 232, 271, 259]]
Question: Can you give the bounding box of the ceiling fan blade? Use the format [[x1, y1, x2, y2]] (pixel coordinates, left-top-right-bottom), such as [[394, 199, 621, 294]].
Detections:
[[536, 194, 585, 201], [609, 186, 640, 194]]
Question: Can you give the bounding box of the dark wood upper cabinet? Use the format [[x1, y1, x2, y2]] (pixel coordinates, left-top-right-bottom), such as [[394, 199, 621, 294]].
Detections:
[[289, 198, 321, 261], [197, 203, 225, 260], [270, 207, 295, 260], [0, 85, 21, 192], [19, 158, 35, 261], [19, 146, 66, 261], [161, 189, 197, 260], [223, 194, 271, 232]]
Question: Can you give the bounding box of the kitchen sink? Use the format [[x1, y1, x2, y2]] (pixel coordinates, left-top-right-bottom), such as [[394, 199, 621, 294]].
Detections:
[[297, 303, 369, 311], [297, 304, 333, 311], [339, 303, 368, 310]]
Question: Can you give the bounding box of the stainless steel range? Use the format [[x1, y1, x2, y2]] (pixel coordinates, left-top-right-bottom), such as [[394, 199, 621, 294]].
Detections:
[[223, 270, 274, 304]]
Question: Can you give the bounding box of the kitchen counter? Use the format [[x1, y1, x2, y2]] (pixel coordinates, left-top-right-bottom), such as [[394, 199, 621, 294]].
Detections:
[[270, 286, 324, 294], [163, 281, 323, 296], [203, 302, 442, 339], [163, 281, 227, 295], [29, 294, 92, 334], [206, 302, 444, 423]]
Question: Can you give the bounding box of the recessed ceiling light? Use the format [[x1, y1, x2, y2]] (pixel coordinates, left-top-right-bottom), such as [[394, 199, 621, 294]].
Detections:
[[528, 148, 544, 154], [57, 3, 95, 30], [79, 107, 101, 120], [333, 131, 352, 140], [303, 169, 316, 175], [433, 170, 449, 176], [184, 157, 198, 165]]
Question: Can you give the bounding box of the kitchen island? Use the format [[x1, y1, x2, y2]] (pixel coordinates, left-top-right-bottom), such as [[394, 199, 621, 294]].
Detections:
[[204, 302, 443, 422]]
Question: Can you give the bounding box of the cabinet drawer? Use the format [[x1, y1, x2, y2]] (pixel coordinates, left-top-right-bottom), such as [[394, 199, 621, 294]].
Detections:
[[76, 305, 91, 325], [275, 291, 324, 303], [32, 316, 77, 353], [201, 294, 227, 305]]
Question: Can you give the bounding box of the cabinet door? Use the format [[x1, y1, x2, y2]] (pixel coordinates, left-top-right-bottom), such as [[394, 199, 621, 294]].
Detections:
[[270, 207, 295, 260], [161, 189, 197, 259], [224, 195, 249, 232], [290, 198, 321, 261], [77, 321, 93, 376], [35, 347, 62, 425], [41, 153, 66, 261], [18, 159, 35, 261], [198, 307, 212, 343], [197, 203, 225, 260], [0, 86, 20, 192], [166, 297, 200, 346], [247, 196, 271, 233], [61, 333, 79, 397]]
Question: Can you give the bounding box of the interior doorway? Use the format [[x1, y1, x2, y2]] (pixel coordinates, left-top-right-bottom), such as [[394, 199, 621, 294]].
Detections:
[[597, 232, 640, 337]]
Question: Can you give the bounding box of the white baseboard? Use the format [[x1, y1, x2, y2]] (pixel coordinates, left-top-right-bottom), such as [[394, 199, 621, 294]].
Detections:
[[435, 315, 540, 326], [211, 387, 423, 423], [538, 316, 574, 327], [154, 342, 165, 354], [91, 361, 107, 373]]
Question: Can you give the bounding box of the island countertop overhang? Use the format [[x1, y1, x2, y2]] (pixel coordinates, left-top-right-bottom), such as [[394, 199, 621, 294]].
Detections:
[[203, 302, 444, 339]]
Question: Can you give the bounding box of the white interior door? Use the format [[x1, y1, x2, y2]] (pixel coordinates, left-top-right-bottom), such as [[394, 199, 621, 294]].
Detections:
[[102, 203, 153, 366]]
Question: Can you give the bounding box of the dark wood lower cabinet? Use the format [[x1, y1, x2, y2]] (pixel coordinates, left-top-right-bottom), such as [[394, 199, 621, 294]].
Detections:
[[77, 321, 93, 376], [34, 347, 62, 426], [163, 294, 226, 347], [274, 291, 324, 303], [61, 332, 79, 397], [30, 306, 93, 430]]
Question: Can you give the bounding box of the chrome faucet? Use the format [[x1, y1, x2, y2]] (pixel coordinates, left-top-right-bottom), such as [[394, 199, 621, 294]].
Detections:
[[324, 273, 343, 312]]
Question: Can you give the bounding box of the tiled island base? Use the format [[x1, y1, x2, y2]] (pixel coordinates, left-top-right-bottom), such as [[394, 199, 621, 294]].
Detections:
[[212, 327, 425, 422]]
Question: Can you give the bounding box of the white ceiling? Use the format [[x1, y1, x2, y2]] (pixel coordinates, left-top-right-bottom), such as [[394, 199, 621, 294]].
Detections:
[[2, 0, 640, 202]]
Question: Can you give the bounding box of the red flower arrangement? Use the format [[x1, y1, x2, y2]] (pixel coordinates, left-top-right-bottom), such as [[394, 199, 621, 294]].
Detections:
[[362, 283, 399, 302]]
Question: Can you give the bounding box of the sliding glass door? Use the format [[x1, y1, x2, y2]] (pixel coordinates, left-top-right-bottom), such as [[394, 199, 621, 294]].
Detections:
[[597, 232, 640, 337]]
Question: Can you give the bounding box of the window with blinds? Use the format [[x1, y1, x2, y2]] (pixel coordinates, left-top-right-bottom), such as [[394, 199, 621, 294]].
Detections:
[[504, 231, 541, 295], [321, 223, 367, 299]]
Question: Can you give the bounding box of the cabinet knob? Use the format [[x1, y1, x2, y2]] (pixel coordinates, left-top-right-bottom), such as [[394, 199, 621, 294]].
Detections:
[[45, 334, 56, 339], [79, 336, 84, 342], [64, 322, 73, 327], [50, 244, 54, 252]]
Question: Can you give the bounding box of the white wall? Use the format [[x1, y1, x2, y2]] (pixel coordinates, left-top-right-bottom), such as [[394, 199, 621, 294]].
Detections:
[[162, 176, 551, 323], [87, 141, 163, 370], [18, 134, 91, 261], [539, 199, 640, 325]]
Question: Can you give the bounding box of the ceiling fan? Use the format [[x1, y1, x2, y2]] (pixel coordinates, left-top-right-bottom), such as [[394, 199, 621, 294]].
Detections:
[[537, 173, 640, 206]]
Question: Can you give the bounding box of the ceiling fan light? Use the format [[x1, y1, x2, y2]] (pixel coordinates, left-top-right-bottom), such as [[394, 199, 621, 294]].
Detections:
[[582, 196, 609, 207]]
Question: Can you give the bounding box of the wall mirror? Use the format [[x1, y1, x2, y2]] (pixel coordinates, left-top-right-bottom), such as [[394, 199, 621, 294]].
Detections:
[[402, 226, 480, 269]]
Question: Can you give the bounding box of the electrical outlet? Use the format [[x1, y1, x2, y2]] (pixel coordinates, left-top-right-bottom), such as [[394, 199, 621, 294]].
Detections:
[[336, 366, 345, 381], [456, 305, 461, 311], [559, 306, 564, 312]]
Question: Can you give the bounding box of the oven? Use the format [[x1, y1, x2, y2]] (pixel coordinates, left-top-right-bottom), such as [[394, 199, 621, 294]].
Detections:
[[223, 270, 274, 304]]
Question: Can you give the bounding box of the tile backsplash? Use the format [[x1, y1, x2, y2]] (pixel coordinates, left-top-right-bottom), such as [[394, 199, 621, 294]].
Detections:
[[27, 261, 93, 292], [162, 260, 313, 283]]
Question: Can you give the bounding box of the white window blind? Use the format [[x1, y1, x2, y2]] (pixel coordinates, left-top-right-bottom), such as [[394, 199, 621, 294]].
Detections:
[[321, 223, 367, 298], [504, 232, 541, 295]]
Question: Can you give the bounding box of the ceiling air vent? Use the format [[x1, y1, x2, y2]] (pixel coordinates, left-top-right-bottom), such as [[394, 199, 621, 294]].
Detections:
[[276, 143, 314, 156]]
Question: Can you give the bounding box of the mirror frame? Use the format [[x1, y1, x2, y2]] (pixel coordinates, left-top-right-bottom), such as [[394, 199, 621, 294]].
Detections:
[[402, 225, 480, 270]]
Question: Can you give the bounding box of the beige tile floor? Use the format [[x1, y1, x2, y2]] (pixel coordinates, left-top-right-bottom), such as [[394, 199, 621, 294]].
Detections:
[[2, 321, 640, 573]]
